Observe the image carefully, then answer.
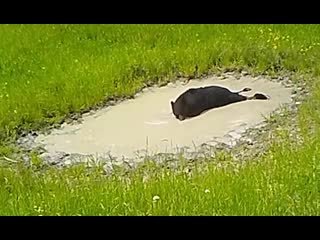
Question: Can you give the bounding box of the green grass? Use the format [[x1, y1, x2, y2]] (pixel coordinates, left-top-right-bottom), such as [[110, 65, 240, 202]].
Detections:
[[1, 114, 319, 216], [0, 24, 320, 215], [1, 24, 320, 143]]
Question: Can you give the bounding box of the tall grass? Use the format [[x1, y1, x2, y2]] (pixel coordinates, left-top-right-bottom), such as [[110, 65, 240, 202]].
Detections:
[[1, 24, 320, 144], [0, 105, 319, 215], [0, 24, 320, 215]]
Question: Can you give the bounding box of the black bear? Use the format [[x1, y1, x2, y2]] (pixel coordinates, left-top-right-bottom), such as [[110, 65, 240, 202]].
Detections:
[[171, 85, 269, 121]]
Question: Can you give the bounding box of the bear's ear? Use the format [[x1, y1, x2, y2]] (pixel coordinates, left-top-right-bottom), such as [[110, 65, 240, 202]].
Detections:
[[170, 101, 175, 113]]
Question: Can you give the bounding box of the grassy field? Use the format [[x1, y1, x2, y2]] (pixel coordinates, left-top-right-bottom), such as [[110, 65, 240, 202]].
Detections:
[[0, 24, 320, 215]]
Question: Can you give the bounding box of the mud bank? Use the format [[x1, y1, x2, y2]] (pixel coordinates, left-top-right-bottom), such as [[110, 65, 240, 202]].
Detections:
[[19, 73, 298, 168]]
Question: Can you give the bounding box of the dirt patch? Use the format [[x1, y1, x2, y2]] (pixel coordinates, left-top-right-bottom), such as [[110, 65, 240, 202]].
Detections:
[[17, 73, 299, 168]]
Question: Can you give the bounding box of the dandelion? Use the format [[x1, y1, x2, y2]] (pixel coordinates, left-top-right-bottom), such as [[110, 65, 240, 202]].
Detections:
[[152, 195, 160, 201], [204, 189, 210, 193]]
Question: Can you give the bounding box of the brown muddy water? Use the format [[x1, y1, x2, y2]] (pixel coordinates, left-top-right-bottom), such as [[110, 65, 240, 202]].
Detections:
[[34, 75, 293, 161]]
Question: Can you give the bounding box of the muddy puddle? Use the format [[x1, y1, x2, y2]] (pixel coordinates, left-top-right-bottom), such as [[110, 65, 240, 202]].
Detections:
[[34, 75, 293, 161]]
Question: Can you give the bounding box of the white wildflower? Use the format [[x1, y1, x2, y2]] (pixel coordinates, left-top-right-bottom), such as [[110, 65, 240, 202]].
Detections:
[[152, 195, 160, 201]]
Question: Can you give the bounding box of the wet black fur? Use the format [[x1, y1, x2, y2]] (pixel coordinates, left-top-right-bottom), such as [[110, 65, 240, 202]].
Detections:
[[171, 85, 269, 121]]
